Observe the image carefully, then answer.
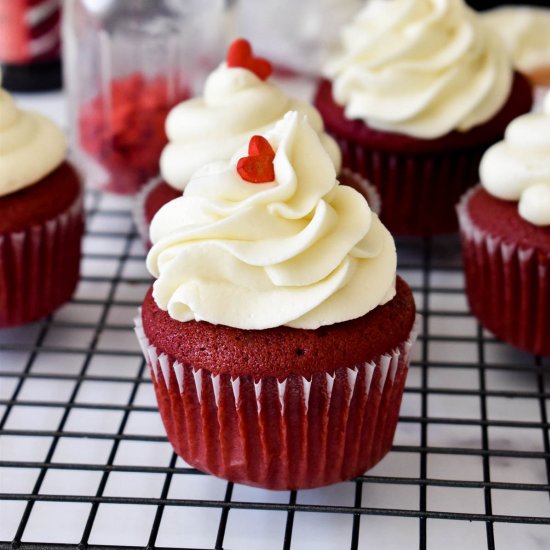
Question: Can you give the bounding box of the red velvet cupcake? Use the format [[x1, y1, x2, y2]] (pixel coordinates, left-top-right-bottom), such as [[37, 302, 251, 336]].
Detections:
[[135, 112, 417, 489], [314, 0, 533, 235], [133, 39, 380, 247], [457, 98, 550, 356], [137, 276, 415, 489], [0, 87, 83, 327]]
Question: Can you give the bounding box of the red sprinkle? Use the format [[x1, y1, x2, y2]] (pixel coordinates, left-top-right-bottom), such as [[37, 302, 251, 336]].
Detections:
[[237, 135, 276, 184], [78, 72, 190, 194], [226, 38, 272, 81]]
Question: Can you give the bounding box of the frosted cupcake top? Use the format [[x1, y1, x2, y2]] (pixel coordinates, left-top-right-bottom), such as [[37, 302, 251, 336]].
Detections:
[[148, 111, 396, 330], [480, 93, 550, 227], [481, 7, 550, 75], [160, 39, 341, 191], [324, 0, 513, 139], [0, 84, 66, 197]]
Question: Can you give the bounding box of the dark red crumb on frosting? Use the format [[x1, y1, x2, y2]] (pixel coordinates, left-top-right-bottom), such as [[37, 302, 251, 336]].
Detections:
[[141, 276, 416, 380], [0, 162, 82, 234], [463, 186, 550, 254], [314, 71, 533, 153]]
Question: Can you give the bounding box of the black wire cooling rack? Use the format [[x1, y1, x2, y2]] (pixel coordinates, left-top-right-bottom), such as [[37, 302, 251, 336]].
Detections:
[[1, 189, 549, 550]]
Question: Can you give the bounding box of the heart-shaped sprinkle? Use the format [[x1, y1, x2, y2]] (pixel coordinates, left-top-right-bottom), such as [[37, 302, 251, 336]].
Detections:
[[237, 135, 276, 184], [226, 38, 273, 81], [248, 133, 275, 160]]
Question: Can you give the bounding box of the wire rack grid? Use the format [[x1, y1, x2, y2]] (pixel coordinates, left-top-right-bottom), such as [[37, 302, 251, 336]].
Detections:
[[0, 188, 549, 550]]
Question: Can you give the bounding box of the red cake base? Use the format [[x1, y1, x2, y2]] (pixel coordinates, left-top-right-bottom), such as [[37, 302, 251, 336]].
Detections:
[[314, 72, 533, 235], [0, 162, 84, 327], [457, 186, 550, 356], [137, 277, 417, 490]]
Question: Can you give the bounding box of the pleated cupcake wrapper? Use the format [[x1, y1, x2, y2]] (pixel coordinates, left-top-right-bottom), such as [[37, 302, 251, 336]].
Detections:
[[334, 136, 486, 235], [135, 314, 419, 490], [0, 190, 84, 327], [133, 175, 163, 249], [457, 188, 550, 356]]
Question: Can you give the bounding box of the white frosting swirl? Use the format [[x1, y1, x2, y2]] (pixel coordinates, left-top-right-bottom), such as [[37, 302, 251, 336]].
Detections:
[[324, 0, 513, 139], [161, 64, 341, 190], [481, 7, 550, 74], [480, 96, 550, 226], [148, 111, 396, 330], [518, 184, 550, 226], [0, 88, 66, 196], [0, 88, 66, 197]]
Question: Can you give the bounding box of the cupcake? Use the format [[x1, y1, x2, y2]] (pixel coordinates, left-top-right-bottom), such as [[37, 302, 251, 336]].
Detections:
[[134, 39, 378, 246], [457, 93, 550, 356], [314, 0, 533, 235], [481, 6, 550, 96], [0, 84, 84, 327], [135, 112, 417, 490]]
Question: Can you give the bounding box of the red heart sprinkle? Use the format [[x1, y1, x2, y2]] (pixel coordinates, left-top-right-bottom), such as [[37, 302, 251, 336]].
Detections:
[[237, 135, 276, 184], [226, 38, 273, 81], [248, 134, 275, 160]]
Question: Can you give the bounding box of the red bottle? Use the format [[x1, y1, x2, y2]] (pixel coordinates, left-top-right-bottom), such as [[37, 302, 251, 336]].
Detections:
[[0, 0, 62, 91]]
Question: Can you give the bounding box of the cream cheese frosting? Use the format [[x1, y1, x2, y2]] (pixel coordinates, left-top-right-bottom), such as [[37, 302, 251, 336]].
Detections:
[[324, 0, 513, 139], [160, 64, 341, 190], [480, 93, 550, 226], [148, 111, 396, 330], [481, 7, 550, 74], [0, 86, 66, 197]]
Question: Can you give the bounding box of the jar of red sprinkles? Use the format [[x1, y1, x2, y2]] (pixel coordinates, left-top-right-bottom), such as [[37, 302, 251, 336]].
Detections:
[[63, 0, 227, 194]]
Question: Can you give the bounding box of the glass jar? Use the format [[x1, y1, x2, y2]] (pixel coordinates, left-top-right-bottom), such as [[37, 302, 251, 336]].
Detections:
[[235, 0, 362, 77], [63, 0, 227, 194]]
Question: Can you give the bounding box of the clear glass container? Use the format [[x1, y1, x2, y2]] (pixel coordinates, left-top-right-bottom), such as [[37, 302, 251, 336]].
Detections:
[[236, 0, 362, 77], [63, 0, 227, 194]]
